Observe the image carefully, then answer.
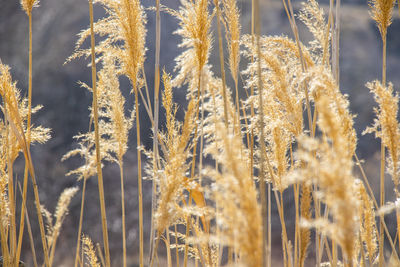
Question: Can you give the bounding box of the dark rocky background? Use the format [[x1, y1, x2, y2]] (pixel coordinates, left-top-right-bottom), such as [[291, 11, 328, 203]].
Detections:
[[0, 0, 399, 265]]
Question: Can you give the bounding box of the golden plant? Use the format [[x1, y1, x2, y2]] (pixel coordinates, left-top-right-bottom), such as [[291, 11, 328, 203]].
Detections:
[[4, 0, 400, 266]]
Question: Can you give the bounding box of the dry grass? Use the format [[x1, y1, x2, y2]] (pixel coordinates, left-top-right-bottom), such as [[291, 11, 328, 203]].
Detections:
[[1, 0, 400, 266]]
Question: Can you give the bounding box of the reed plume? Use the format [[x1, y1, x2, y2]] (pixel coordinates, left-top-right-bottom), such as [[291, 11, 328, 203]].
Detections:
[[369, 0, 396, 39], [82, 235, 101, 267], [356, 180, 378, 263], [292, 95, 358, 265], [154, 81, 197, 234], [298, 0, 330, 64], [39, 187, 78, 266], [364, 81, 400, 193], [169, 0, 212, 95], [21, 0, 39, 15], [207, 122, 262, 267]]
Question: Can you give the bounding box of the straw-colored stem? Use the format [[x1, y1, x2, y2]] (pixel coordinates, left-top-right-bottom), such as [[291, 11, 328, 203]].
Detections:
[[333, 0, 341, 82], [166, 228, 172, 267], [17, 166, 29, 264], [16, 11, 34, 265], [215, 0, 229, 129], [134, 87, 144, 267], [7, 156, 16, 263], [24, 196, 38, 267], [184, 73, 202, 267], [119, 161, 127, 267], [89, 0, 111, 265], [175, 224, 179, 267], [25, 137, 50, 267], [96, 243, 106, 267], [274, 190, 289, 267], [150, 0, 161, 262], [253, 0, 268, 265], [332, 240, 337, 267], [397, 210, 400, 255], [379, 33, 387, 267], [74, 178, 88, 267], [249, 0, 255, 184], [0, 208, 9, 265], [5, 104, 15, 262], [234, 78, 241, 135], [379, 143, 385, 267]]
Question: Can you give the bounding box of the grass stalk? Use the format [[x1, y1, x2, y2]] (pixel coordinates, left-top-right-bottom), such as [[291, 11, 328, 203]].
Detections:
[[16, 10, 34, 265], [74, 178, 88, 267], [88, 0, 111, 265], [165, 228, 172, 267], [253, 0, 268, 265], [379, 31, 387, 267], [149, 0, 161, 263], [215, 0, 229, 129], [134, 87, 144, 267], [119, 161, 127, 267], [183, 75, 202, 267], [7, 140, 16, 263], [175, 224, 179, 267]]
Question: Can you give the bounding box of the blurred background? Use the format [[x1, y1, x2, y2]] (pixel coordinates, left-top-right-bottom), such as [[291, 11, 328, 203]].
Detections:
[[0, 0, 399, 265]]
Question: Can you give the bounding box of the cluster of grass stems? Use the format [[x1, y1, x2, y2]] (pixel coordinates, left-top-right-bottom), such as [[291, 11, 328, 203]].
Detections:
[[1, 0, 400, 266]]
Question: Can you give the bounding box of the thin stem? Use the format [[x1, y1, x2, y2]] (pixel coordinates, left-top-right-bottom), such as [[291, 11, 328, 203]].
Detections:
[[89, 0, 110, 265], [16, 11, 34, 265], [17, 182, 38, 267], [379, 143, 385, 267], [119, 161, 127, 267], [166, 229, 172, 267], [74, 178, 87, 267], [135, 87, 144, 267], [150, 0, 161, 263], [379, 33, 387, 267], [215, 0, 229, 129], [7, 149, 16, 264], [184, 73, 202, 267], [175, 224, 179, 267], [253, 0, 268, 264]]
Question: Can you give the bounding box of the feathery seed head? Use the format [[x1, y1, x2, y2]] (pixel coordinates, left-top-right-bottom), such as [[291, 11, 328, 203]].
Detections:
[[369, 0, 396, 38], [82, 235, 101, 267], [171, 0, 212, 89], [21, 0, 39, 15], [0, 62, 51, 162], [222, 0, 241, 81], [363, 81, 400, 190], [356, 180, 378, 262]]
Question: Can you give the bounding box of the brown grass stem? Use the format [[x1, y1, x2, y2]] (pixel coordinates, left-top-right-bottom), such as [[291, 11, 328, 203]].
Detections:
[[88, 0, 111, 265]]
